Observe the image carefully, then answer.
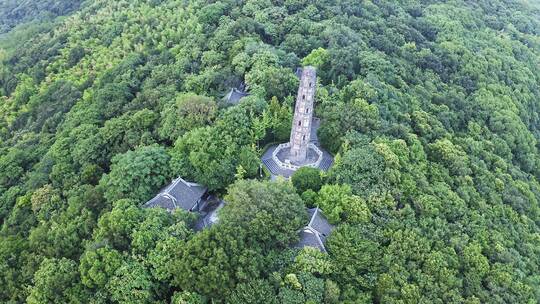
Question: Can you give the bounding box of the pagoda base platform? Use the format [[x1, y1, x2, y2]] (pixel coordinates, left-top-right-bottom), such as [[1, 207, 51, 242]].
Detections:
[[261, 143, 334, 179]]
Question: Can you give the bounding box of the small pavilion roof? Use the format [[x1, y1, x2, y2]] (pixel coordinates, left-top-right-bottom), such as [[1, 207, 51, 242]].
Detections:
[[295, 227, 327, 252], [223, 88, 249, 104], [295, 207, 334, 252], [307, 207, 334, 240]]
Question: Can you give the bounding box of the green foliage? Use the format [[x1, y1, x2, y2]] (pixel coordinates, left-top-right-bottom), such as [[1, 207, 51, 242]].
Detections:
[[93, 199, 143, 251], [171, 291, 205, 304], [302, 48, 329, 69], [27, 258, 79, 304], [170, 100, 266, 190], [291, 247, 333, 276], [1, 0, 540, 303], [0, 0, 84, 34], [106, 259, 156, 304], [278, 272, 327, 304], [130, 208, 191, 255], [171, 180, 307, 299], [28, 186, 99, 259], [245, 57, 298, 100], [297, 272, 325, 303], [99, 145, 171, 204], [300, 189, 318, 208], [266, 96, 293, 142], [170, 225, 265, 299], [17, 80, 82, 133], [326, 225, 381, 294], [291, 167, 323, 194], [29, 184, 62, 222], [316, 184, 370, 224], [324, 280, 341, 304], [159, 93, 217, 142], [318, 84, 381, 153], [147, 235, 186, 282], [238, 146, 261, 178], [228, 279, 278, 304], [329, 143, 391, 197], [79, 247, 123, 289], [428, 138, 471, 176], [221, 179, 307, 249]]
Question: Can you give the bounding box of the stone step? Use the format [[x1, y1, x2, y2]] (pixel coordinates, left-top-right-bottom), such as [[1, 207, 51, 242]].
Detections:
[[319, 155, 334, 171], [262, 158, 281, 175], [261, 156, 273, 162], [262, 155, 296, 178]]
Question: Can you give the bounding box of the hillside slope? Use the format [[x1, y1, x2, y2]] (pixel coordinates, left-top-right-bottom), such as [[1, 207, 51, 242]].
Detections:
[[1, 0, 540, 303], [0, 0, 86, 34]]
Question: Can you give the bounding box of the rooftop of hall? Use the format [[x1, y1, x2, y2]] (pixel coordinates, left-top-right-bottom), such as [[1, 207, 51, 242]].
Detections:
[[142, 177, 208, 212]]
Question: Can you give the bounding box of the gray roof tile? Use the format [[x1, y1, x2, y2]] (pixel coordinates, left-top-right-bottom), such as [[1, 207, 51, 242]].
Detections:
[[295, 227, 326, 252], [295, 208, 334, 252], [166, 178, 207, 211], [143, 194, 176, 211], [143, 177, 207, 212], [194, 200, 225, 231], [224, 88, 249, 104], [308, 207, 334, 237]]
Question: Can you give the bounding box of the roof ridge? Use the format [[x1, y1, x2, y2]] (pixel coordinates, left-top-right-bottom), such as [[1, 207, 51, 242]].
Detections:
[[167, 177, 197, 198], [305, 226, 318, 234], [164, 177, 181, 193], [314, 231, 326, 253], [142, 197, 155, 207], [178, 177, 204, 189], [307, 207, 319, 228], [163, 193, 177, 205], [303, 226, 327, 253]]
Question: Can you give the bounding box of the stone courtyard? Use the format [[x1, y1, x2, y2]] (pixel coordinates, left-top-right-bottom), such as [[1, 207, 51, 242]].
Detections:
[[275, 144, 320, 167]]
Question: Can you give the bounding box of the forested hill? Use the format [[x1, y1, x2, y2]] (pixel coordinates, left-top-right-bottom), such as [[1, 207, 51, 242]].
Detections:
[[1, 0, 540, 303], [0, 0, 86, 34]]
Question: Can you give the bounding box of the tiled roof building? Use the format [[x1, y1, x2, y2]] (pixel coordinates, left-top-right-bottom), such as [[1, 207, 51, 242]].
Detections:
[[143, 177, 208, 212]]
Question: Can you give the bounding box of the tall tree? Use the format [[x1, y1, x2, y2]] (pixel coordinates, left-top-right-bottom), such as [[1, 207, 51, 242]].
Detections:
[[99, 145, 172, 204]]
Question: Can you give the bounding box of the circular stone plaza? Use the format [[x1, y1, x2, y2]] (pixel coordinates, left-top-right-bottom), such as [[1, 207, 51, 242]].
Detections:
[[261, 67, 333, 178]]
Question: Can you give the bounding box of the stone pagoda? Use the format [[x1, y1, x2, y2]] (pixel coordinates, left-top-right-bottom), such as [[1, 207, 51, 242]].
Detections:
[[289, 66, 316, 163], [261, 66, 334, 178]]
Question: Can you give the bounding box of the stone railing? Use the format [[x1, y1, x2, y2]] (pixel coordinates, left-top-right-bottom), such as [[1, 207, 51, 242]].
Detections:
[[272, 143, 298, 170], [272, 142, 323, 171], [308, 144, 324, 168]]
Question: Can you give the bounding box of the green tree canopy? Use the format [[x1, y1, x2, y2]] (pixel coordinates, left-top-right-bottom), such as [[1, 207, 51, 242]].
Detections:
[[99, 145, 172, 204], [302, 47, 329, 69], [221, 179, 308, 249], [27, 258, 80, 304], [1, 0, 540, 303], [159, 93, 217, 143], [291, 167, 323, 194]]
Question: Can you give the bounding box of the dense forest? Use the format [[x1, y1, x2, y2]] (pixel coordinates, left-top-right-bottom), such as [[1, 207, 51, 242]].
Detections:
[[1, 0, 540, 303], [0, 0, 85, 34]]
